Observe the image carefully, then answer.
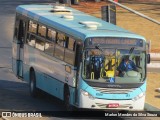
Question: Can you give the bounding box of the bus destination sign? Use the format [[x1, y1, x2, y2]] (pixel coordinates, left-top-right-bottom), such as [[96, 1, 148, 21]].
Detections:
[[86, 37, 143, 47]]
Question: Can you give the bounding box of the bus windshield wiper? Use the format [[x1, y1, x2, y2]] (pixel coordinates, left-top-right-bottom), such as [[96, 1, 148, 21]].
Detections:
[[129, 47, 135, 54], [95, 45, 104, 54]]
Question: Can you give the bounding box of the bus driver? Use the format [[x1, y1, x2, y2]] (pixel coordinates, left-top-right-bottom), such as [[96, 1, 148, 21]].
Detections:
[[117, 55, 138, 77]]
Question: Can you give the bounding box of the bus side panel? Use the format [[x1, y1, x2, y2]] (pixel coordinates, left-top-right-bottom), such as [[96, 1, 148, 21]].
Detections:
[[69, 86, 76, 106], [22, 45, 33, 83], [12, 42, 19, 76], [12, 58, 17, 76], [31, 48, 66, 85], [24, 45, 77, 102], [23, 63, 30, 83], [36, 71, 64, 100], [24, 45, 66, 100]]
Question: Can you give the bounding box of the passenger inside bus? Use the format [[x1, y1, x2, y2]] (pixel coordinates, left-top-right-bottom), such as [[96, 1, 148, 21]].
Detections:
[[101, 58, 115, 78], [85, 50, 103, 79], [85, 49, 116, 80]]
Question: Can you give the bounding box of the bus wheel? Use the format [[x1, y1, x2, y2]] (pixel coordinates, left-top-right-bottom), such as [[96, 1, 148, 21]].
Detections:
[[30, 70, 38, 97], [64, 88, 73, 111]]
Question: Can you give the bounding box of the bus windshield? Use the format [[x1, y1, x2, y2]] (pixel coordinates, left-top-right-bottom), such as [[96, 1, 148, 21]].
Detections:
[[82, 38, 146, 84]]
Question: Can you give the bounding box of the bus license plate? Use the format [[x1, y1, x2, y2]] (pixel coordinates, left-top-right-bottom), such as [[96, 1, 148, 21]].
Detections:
[[107, 103, 119, 108]]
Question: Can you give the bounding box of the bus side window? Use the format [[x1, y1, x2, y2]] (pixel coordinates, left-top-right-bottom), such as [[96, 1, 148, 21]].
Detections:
[[64, 37, 76, 65], [38, 24, 46, 38], [57, 32, 66, 47], [14, 14, 19, 42], [54, 32, 66, 60], [68, 37, 75, 51], [75, 42, 83, 68], [18, 20, 26, 45], [35, 37, 45, 51], [27, 34, 35, 47], [28, 21, 37, 34], [47, 28, 56, 42], [54, 45, 65, 60], [45, 41, 55, 56]]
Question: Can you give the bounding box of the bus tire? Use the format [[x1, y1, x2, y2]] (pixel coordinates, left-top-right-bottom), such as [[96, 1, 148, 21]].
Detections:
[[30, 70, 38, 97], [64, 87, 74, 111]]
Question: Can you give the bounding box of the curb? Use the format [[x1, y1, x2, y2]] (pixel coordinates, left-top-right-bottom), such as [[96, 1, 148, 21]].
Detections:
[[150, 53, 160, 61], [147, 57, 160, 68], [147, 63, 160, 68], [147, 53, 160, 68], [144, 103, 160, 116]]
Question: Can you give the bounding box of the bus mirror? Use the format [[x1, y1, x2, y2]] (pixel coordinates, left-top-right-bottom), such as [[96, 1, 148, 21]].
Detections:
[[147, 54, 150, 64]]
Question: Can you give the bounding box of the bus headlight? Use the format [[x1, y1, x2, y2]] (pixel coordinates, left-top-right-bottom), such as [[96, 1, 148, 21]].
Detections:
[[80, 89, 95, 100], [132, 92, 145, 101]]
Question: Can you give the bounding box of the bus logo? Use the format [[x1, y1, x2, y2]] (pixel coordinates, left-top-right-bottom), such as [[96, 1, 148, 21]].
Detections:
[[107, 85, 121, 88]]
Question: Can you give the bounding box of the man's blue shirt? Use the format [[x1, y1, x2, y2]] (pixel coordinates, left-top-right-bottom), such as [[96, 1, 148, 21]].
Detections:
[[117, 60, 137, 72]]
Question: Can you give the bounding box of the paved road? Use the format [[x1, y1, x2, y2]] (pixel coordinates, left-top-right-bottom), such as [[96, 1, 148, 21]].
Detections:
[[147, 61, 160, 73], [0, 0, 159, 120]]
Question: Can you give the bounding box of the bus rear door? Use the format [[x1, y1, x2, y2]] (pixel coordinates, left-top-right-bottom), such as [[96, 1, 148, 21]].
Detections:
[[12, 15, 27, 78]]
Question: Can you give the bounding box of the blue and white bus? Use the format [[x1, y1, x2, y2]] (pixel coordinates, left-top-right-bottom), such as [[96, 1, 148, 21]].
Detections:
[[12, 4, 150, 110]]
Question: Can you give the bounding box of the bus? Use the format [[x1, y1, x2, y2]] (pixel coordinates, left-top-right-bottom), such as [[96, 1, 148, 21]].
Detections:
[[12, 4, 150, 111]]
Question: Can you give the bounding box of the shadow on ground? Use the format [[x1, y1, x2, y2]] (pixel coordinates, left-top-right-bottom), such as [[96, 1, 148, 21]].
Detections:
[[0, 79, 64, 111]]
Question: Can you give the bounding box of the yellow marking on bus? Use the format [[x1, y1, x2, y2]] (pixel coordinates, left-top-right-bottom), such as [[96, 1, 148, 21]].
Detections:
[[91, 72, 94, 80]]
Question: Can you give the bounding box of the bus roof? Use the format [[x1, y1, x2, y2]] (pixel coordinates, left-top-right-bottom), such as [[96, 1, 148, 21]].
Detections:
[[16, 5, 146, 41]]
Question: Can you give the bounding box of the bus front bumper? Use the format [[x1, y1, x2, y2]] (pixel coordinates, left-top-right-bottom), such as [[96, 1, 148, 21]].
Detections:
[[78, 91, 145, 110]]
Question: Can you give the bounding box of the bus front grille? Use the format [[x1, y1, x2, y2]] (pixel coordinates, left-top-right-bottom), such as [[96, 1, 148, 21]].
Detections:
[[92, 87, 136, 94]]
